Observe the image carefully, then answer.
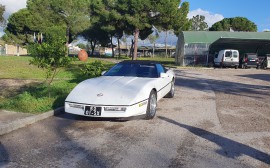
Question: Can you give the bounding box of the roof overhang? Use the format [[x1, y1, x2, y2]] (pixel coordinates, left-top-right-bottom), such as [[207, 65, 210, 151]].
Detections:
[[209, 38, 270, 53]]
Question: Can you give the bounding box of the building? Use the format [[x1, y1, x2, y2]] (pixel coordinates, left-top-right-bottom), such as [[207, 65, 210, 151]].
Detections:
[[0, 43, 28, 56], [175, 31, 270, 66]]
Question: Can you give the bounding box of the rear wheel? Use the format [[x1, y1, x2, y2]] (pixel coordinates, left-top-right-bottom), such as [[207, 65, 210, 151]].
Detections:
[[145, 90, 157, 120], [219, 62, 223, 68], [235, 65, 238, 69]]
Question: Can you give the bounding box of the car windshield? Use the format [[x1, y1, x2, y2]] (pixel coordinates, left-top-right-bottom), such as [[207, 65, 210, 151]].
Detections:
[[104, 62, 159, 78], [248, 55, 257, 59]]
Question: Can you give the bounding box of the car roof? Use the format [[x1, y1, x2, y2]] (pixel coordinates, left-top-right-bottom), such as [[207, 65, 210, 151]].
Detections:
[[120, 60, 161, 65]]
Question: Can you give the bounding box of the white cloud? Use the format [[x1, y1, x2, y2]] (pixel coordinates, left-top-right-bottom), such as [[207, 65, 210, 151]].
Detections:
[[188, 8, 224, 27], [0, 0, 27, 19]]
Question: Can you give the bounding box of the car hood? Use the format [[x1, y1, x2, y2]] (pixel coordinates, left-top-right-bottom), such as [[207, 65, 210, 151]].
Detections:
[[65, 76, 155, 106]]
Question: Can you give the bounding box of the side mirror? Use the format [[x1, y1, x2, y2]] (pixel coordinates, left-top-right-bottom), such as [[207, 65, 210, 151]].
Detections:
[[160, 72, 168, 78], [101, 71, 107, 75]]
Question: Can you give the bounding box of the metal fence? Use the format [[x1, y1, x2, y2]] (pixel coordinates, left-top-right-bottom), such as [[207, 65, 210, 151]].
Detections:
[[183, 43, 211, 66]]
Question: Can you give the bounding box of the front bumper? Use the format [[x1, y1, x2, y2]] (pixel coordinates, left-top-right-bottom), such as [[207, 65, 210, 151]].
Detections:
[[65, 101, 148, 118]]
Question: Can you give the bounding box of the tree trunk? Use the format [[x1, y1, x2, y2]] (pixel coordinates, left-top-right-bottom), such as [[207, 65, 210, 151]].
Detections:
[[165, 30, 168, 58], [90, 40, 96, 56], [133, 28, 139, 60], [130, 39, 134, 58], [111, 35, 114, 58], [66, 26, 70, 56], [153, 43, 155, 58], [125, 39, 128, 57], [66, 26, 70, 46], [117, 38, 121, 59]]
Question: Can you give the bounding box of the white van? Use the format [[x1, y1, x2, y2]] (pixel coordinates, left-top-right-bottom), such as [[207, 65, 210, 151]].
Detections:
[[214, 49, 239, 69]]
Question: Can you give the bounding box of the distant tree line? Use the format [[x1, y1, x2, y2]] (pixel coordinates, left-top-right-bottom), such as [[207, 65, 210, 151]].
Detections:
[[0, 4, 5, 26], [1, 0, 259, 59], [1, 0, 190, 60], [189, 15, 257, 32]]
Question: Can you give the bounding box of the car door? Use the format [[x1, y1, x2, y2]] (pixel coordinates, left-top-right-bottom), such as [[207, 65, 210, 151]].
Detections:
[[223, 50, 232, 63], [232, 50, 239, 63], [156, 64, 171, 99]]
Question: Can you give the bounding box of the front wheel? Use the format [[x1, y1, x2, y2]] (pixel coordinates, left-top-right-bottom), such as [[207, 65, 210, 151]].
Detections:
[[145, 90, 157, 120], [166, 80, 175, 98]]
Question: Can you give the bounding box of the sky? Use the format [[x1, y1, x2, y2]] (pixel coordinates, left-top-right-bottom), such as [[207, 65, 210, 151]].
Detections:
[[0, 0, 269, 44], [185, 0, 270, 31]]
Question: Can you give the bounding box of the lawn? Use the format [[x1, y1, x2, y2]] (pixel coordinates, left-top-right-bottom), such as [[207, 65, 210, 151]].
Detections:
[[0, 56, 114, 113], [0, 55, 176, 113]]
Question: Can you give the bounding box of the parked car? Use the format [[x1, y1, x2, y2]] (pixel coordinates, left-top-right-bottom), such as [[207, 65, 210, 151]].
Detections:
[[239, 53, 259, 69], [214, 49, 239, 69], [65, 60, 175, 120], [259, 55, 270, 69]]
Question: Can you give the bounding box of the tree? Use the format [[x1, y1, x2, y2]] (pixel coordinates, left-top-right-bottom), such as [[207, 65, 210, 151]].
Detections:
[[190, 15, 208, 31], [3, 9, 34, 45], [156, 0, 189, 57], [90, 0, 123, 57], [116, 0, 154, 60], [173, 2, 190, 36], [81, 24, 110, 56], [147, 32, 159, 57], [77, 43, 87, 49], [29, 26, 72, 88], [209, 17, 257, 32], [0, 4, 5, 27], [27, 0, 90, 45]]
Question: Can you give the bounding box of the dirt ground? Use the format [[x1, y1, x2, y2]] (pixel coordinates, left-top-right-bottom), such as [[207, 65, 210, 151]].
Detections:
[[194, 68, 270, 133], [0, 79, 40, 98], [185, 68, 270, 150]]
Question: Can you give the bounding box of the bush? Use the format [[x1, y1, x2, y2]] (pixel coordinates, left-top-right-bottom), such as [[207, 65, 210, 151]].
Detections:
[[0, 91, 54, 113], [81, 60, 105, 78], [29, 26, 72, 85]]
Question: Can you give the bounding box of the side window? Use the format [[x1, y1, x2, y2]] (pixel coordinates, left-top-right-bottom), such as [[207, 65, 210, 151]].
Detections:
[[156, 64, 165, 74], [233, 51, 238, 58], [215, 54, 218, 58], [225, 51, 232, 57]]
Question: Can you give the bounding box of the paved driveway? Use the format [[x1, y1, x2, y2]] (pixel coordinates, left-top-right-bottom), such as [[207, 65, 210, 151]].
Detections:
[[0, 68, 269, 168]]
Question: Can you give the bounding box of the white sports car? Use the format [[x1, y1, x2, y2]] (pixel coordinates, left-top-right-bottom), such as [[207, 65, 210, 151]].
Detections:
[[65, 60, 175, 119]]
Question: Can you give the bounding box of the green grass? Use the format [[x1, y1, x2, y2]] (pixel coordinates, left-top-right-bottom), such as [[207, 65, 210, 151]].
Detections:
[[0, 56, 114, 113], [0, 56, 46, 79], [0, 56, 114, 79]]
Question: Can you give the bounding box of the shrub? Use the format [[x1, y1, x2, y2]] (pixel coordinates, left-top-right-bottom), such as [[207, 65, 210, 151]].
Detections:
[[81, 60, 105, 78], [29, 26, 72, 85]]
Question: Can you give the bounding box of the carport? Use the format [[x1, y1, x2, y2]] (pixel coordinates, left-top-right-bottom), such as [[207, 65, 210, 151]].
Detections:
[[176, 31, 270, 66], [209, 38, 270, 55]]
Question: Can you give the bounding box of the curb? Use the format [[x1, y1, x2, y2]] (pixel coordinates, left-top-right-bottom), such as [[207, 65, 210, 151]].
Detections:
[[0, 107, 64, 136]]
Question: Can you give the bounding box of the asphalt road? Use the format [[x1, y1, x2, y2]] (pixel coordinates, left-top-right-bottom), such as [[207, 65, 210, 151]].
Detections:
[[0, 68, 270, 168]]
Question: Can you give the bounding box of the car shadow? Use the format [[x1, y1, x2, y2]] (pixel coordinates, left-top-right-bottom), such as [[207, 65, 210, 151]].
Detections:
[[0, 141, 9, 167], [158, 116, 270, 165], [56, 112, 145, 122], [174, 70, 270, 99], [237, 74, 270, 82]]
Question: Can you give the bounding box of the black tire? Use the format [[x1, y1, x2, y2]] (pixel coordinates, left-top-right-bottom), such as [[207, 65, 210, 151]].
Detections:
[[166, 79, 175, 98], [219, 62, 223, 68], [235, 65, 238, 69], [145, 90, 157, 120]]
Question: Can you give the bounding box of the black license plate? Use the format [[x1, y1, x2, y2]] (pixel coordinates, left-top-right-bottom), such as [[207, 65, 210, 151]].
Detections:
[[84, 106, 102, 116]]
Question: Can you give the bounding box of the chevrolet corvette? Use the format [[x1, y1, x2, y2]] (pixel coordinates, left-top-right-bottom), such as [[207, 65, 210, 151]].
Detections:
[[65, 60, 175, 119]]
